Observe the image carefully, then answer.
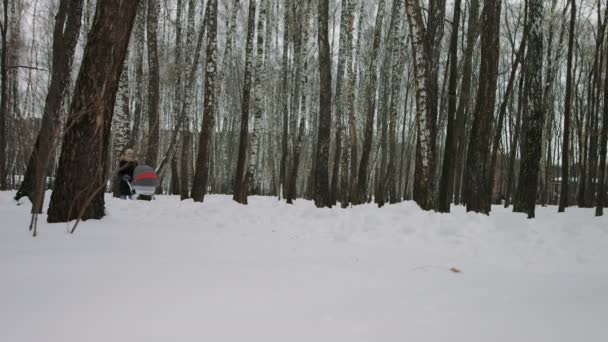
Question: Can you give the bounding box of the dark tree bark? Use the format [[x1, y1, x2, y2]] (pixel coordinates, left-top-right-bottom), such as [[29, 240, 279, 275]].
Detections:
[[464, 0, 501, 214], [514, 0, 544, 219], [452, 0, 479, 206], [437, 0, 461, 213], [314, 0, 332, 208], [233, 0, 256, 203], [596, 23, 608, 216], [191, 0, 218, 202], [560, 0, 576, 213], [14, 0, 83, 205], [180, 130, 191, 200], [0, 0, 9, 190], [286, 3, 311, 205], [47, 0, 140, 223], [145, 0, 160, 168], [330, 0, 353, 206]]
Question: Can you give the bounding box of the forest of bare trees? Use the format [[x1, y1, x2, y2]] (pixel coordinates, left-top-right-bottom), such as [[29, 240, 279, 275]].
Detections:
[[2, 0, 608, 222]]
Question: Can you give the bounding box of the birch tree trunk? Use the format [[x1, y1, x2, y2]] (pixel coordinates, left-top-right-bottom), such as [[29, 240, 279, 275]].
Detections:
[[128, 1, 146, 150], [191, 0, 218, 202], [238, 0, 266, 204], [111, 59, 131, 197], [404, 0, 438, 210]]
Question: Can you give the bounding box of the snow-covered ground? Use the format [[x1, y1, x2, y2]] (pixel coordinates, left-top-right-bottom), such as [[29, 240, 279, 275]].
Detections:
[[1, 191, 607, 342]]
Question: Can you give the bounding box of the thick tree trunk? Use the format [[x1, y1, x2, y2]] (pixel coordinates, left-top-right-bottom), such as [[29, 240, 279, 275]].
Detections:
[[233, 0, 256, 203], [463, 0, 501, 214], [513, 0, 545, 219], [404, 0, 442, 210], [314, 0, 332, 208], [191, 0, 218, 202], [14, 0, 83, 204], [47, 0, 139, 223]]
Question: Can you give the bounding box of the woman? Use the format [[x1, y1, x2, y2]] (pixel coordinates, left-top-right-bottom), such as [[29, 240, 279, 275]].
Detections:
[[118, 149, 138, 199]]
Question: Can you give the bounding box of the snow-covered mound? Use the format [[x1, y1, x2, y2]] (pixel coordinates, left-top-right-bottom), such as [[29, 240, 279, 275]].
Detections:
[[1, 191, 607, 342]]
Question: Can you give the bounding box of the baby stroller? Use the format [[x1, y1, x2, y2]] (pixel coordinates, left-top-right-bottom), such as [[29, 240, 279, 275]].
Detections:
[[129, 165, 158, 200]]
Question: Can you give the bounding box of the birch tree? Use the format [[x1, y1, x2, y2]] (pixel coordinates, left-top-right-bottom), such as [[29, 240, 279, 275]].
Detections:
[[191, 0, 218, 202]]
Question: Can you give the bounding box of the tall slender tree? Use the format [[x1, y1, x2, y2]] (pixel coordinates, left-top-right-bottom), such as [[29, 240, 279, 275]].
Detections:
[[239, 0, 266, 204], [560, 0, 576, 213], [596, 27, 608, 216], [0, 0, 9, 190], [191, 0, 218, 202], [145, 0, 160, 168], [437, 0, 461, 212], [233, 0, 257, 203]]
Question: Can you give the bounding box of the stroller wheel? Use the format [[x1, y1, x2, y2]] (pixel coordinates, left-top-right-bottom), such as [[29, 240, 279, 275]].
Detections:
[[138, 194, 152, 201]]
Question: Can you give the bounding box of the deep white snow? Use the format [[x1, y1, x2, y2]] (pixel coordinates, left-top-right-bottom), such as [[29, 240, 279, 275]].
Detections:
[[1, 191, 607, 342]]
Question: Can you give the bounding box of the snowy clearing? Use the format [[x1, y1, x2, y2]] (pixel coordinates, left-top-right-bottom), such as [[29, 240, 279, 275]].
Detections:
[[1, 191, 607, 342]]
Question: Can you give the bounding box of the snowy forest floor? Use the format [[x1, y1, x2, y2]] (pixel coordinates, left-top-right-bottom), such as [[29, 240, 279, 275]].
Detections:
[[1, 191, 607, 342]]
